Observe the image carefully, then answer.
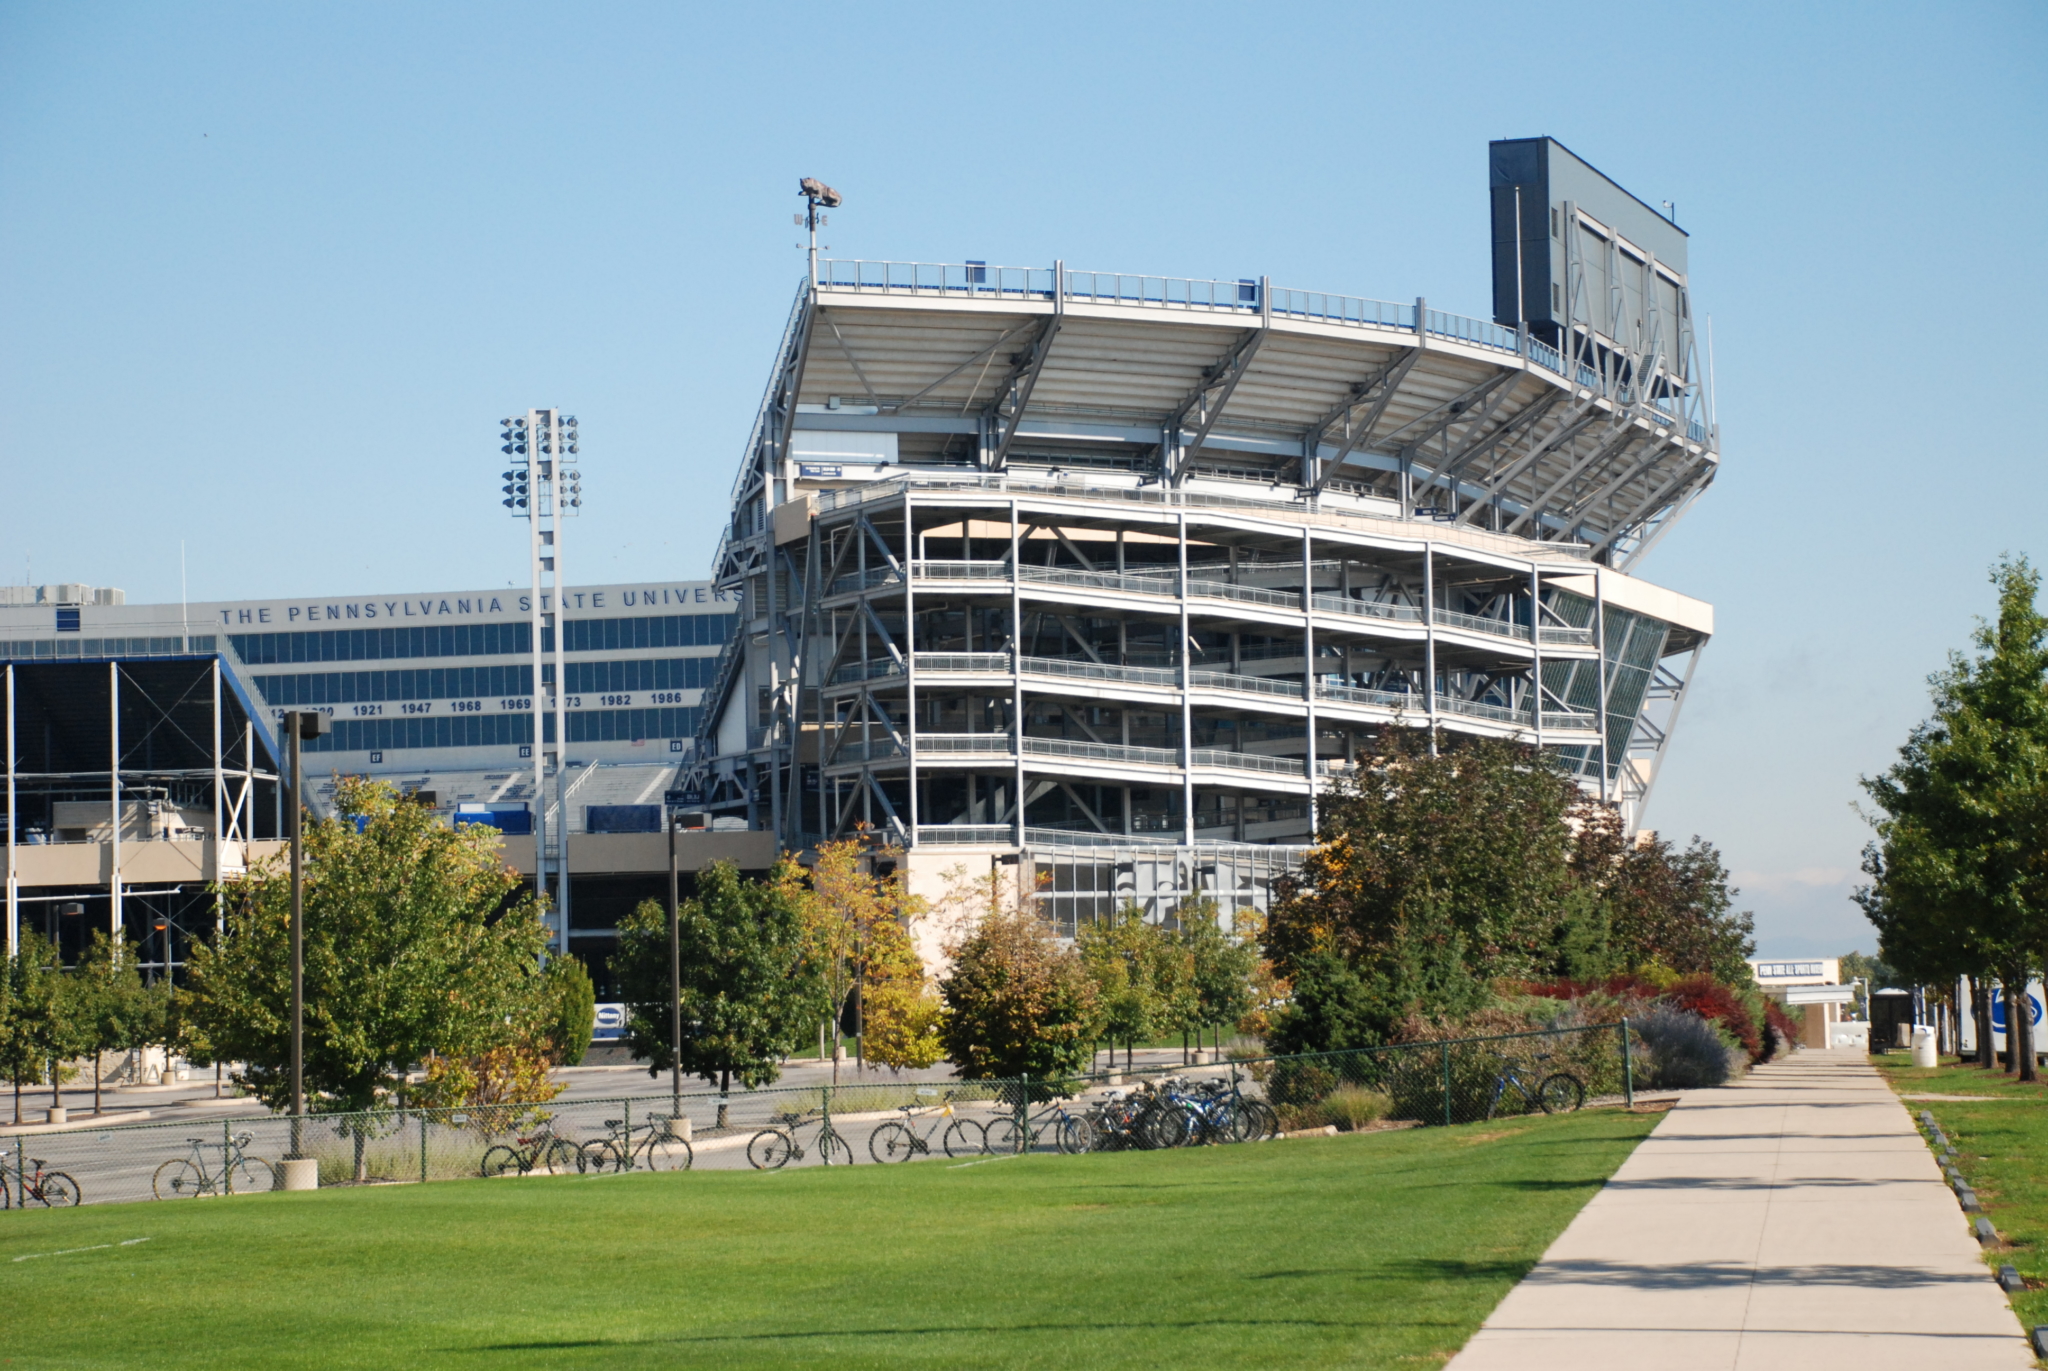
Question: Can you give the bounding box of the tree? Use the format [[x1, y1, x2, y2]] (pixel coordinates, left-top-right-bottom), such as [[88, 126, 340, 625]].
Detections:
[[0, 934, 61, 1123], [184, 776, 554, 1112], [538, 956, 595, 1067], [1078, 905, 1170, 1071], [1860, 557, 2048, 1079], [860, 982, 947, 1071], [73, 932, 167, 1114], [939, 904, 1098, 1081], [1178, 899, 1260, 1052], [795, 836, 927, 1074], [1265, 732, 1594, 1049], [1601, 835, 1756, 983], [614, 859, 825, 1097]]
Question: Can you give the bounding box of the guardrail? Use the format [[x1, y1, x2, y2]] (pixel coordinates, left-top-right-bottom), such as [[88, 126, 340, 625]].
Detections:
[[817, 476, 1599, 562], [1020, 656, 1179, 689], [827, 658, 904, 685], [1187, 669, 1304, 700], [911, 652, 1010, 674]]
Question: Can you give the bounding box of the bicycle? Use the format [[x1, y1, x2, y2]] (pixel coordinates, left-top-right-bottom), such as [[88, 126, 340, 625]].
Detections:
[[1153, 1077, 1275, 1146], [867, 1091, 987, 1163], [153, 1133, 274, 1199], [580, 1113, 695, 1173], [747, 1108, 855, 1169], [987, 1093, 1094, 1155], [479, 1124, 580, 1178], [1484, 1053, 1585, 1119], [3, 1155, 80, 1208]]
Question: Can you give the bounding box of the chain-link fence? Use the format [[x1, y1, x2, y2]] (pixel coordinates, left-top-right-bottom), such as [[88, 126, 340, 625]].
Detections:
[[1, 1021, 1633, 1209]]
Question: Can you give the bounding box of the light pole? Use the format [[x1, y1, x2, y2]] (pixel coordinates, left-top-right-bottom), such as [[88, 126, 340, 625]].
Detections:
[[281, 708, 330, 1139], [499, 409, 582, 955], [797, 177, 841, 286], [667, 808, 683, 1117]]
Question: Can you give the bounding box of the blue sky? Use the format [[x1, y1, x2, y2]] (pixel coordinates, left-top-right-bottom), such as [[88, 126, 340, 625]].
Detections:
[[2, 2, 2043, 957]]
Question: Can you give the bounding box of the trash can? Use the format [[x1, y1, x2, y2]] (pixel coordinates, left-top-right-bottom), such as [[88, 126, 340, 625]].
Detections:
[[1912, 1025, 1938, 1068]]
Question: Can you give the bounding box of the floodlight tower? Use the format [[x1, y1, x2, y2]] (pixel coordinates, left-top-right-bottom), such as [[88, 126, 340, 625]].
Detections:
[[798, 177, 841, 286], [499, 409, 583, 954]]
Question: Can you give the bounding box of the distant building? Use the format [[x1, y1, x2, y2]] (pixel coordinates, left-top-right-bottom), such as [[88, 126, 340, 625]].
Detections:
[[1, 579, 750, 995]]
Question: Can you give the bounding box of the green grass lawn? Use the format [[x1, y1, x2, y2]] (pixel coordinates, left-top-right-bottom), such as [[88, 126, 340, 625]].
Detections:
[[1874, 1052, 2048, 1330], [0, 1108, 1657, 1370]]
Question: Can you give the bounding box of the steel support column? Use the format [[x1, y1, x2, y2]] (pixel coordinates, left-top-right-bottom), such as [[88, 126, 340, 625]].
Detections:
[[110, 662, 122, 945]]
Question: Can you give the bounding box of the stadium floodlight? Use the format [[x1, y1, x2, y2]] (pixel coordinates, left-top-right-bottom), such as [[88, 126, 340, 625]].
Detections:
[[799, 177, 844, 283], [496, 408, 582, 958]]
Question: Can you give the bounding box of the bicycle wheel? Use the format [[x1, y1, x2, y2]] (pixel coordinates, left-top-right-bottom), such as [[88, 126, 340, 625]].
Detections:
[[748, 1129, 795, 1170], [538, 1139, 579, 1175], [153, 1158, 206, 1199], [1538, 1073, 1585, 1114], [1143, 1105, 1190, 1150], [868, 1121, 919, 1164], [581, 1140, 625, 1174], [1242, 1099, 1280, 1141], [1056, 1114, 1095, 1155], [37, 1172, 80, 1207], [818, 1129, 855, 1166], [227, 1158, 273, 1196], [639, 1136, 692, 1172], [942, 1119, 987, 1158], [985, 1116, 1028, 1154], [479, 1145, 521, 1179]]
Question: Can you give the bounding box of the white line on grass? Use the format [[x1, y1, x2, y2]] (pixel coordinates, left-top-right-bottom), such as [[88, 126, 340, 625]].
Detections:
[[13, 1237, 150, 1263], [946, 1153, 1025, 1170]]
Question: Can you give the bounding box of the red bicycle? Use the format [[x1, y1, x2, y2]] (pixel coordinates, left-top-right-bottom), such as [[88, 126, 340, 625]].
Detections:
[[4, 1155, 80, 1208]]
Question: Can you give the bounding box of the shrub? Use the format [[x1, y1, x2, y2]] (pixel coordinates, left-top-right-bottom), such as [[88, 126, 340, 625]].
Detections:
[[1660, 975, 1763, 1061], [1633, 1007, 1733, 1089], [1319, 1084, 1394, 1131]]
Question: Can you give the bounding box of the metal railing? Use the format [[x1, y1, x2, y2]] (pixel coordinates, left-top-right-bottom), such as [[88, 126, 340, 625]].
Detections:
[[824, 734, 906, 765], [1315, 682, 1423, 712], [911, 652, 1010, 675], [1016, 564, 1182, 598], [1185, 579, 1300, 611], [915, 824, 1014, 844], [1189, 748, 1315, 778], [1019, 656, 1179, 689], [1311, 593, 1424, 625], [912, 733, 1014, 757], [1186, 669, 1304, 700], [1021, 735, 1180, 769], [826, 566, 903, 598], [827, 657, 904, 685], [1433, 608, 1534, 642], [818, 476, 1597, 563]]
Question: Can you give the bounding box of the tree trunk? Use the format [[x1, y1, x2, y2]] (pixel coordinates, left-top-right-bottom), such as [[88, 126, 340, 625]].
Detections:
[[12, 1076, 19, 1125], [1975, 977, 1995, 1068], [2015, 971, 2031, 1082], [717, 1067, 730, 1130], [354, 1128, 368, 1183], [94, 1054, 102, 1114], [49, 1058, 59, 1111]]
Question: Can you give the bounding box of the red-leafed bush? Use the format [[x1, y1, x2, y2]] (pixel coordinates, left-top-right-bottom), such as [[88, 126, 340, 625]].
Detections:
[[1661, 975, 1762, 1061], [1763, 998, 1799, 1054]]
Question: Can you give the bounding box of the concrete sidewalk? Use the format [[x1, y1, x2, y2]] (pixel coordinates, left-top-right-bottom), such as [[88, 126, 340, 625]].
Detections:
[[1448, 1049, 2034, 1370]]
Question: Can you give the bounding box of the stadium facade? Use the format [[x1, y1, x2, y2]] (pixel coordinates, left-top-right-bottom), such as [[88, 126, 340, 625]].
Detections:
[[684, 137, 1717, 931]]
